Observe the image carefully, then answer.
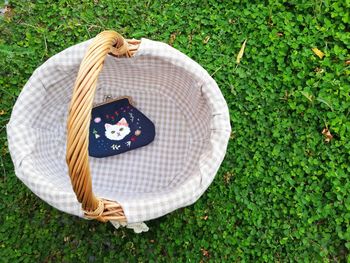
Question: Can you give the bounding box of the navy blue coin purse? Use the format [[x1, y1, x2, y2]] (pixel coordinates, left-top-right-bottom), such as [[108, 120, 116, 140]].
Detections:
[[88, 97, 155, 158]]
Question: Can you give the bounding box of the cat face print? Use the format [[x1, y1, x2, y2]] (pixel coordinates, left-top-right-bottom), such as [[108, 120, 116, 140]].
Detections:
[[105, 118, 131, 141]]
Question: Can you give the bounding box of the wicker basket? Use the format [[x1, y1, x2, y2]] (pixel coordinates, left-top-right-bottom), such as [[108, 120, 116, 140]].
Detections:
[[7, 31, 231, 230]]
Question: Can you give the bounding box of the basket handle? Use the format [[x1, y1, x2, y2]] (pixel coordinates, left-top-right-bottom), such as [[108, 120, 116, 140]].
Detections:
[[66, 31, 140, 222]]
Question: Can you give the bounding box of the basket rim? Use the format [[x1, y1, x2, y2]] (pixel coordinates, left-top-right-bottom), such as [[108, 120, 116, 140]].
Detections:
[[7, 34, 231, 224]]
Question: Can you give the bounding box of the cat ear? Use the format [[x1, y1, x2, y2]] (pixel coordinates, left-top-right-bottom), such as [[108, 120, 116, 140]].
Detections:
[[105, 123, 112, 130], [118, 117, 129, 127]]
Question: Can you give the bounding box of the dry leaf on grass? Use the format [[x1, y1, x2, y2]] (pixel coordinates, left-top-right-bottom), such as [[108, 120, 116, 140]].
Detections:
[[169, 33, 177, 46], [201, 248, 210, 258], [312, 48, 325, 59], [203, 35, 210, 44], [322, 128, 333, 143], [236, 39, 247, 64]]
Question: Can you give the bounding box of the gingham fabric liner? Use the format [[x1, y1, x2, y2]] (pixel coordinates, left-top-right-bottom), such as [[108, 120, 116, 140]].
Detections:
[[7, 37, 231, 223]]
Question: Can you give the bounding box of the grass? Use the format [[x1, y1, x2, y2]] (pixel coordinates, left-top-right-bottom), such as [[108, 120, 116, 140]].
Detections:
[[0, 0, 350, 261]]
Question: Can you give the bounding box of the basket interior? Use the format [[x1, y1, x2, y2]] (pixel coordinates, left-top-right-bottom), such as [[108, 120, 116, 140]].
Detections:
[[31, 54, 213, 197]]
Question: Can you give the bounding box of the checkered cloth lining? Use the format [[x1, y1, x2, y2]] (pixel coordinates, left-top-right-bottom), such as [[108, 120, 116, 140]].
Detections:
[[7, 37, 231, 223]]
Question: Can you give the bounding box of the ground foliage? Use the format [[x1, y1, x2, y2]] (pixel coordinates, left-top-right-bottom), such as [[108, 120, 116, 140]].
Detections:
[[0, 0, 350, 261]]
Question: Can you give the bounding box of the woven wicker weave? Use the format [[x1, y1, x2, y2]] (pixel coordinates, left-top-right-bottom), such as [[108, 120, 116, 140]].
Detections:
[[66, 31, 141, 222]]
